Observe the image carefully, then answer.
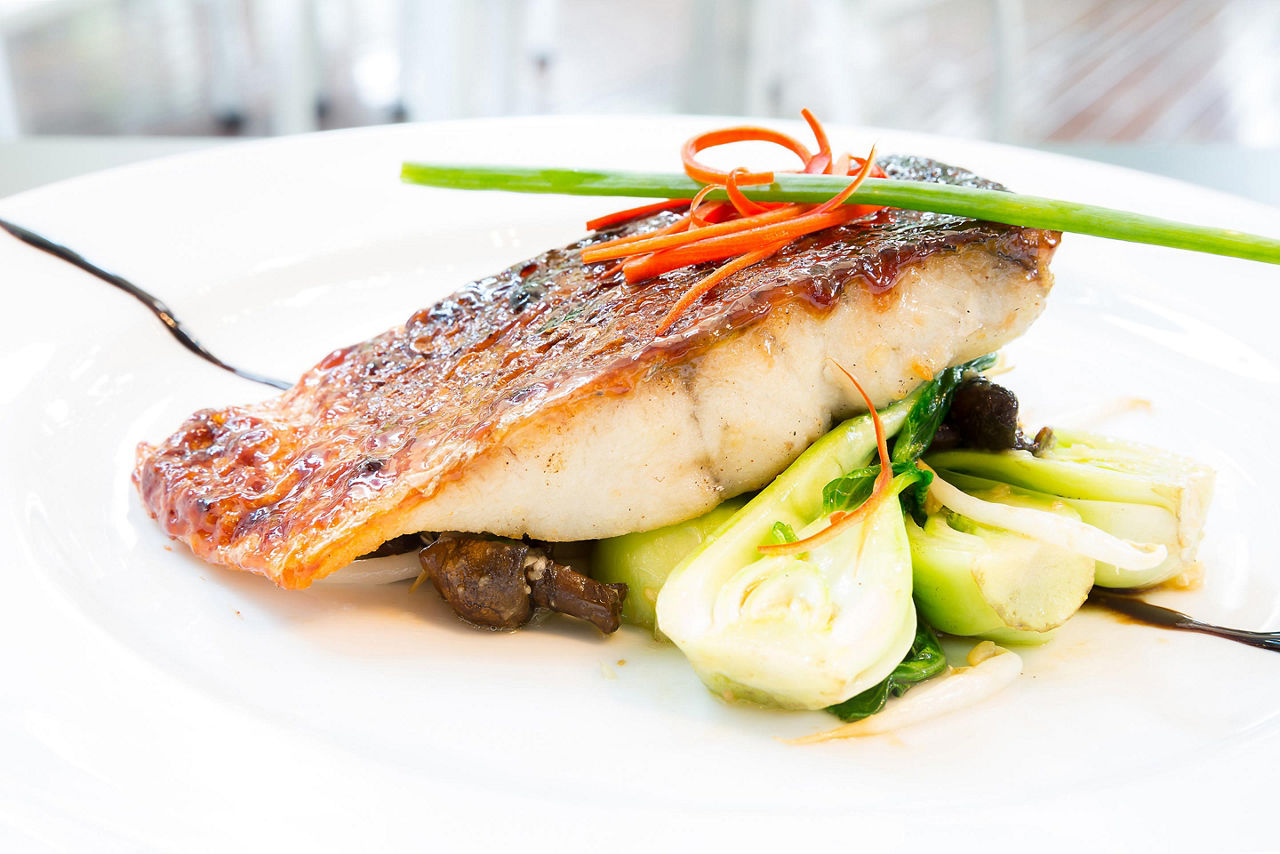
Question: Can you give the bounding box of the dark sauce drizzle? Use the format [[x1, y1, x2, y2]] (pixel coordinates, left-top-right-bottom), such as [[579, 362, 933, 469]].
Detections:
[[6, 217, 1277, 652], [0, 216, 290, 390], [1089, 588, 1280, 653]]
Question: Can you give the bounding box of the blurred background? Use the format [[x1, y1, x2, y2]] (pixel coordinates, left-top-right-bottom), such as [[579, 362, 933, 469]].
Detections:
[[0, 0, 1277, 201], [1, 0, 1276, 143]]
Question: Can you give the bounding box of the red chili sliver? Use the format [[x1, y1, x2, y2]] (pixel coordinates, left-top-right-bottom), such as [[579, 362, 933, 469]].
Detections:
[[758, 361, 893, 556]]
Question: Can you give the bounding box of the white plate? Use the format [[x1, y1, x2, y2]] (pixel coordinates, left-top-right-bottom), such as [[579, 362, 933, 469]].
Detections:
[[2, 117, 1278, 851]]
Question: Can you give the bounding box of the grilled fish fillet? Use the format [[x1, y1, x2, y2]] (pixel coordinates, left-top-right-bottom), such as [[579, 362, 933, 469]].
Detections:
[[135, 156, 1060, 589]]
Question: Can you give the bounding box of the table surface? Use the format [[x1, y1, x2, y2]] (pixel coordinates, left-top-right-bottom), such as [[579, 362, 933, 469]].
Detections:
[[1, 136, 1278, 207]]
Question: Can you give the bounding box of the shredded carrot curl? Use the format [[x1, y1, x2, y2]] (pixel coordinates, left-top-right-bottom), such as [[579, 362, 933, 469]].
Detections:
[[725, 168, 770, 217], [583, 110, 886, 336], [757, 361, 892, 556], [801, 109, 832, 169]]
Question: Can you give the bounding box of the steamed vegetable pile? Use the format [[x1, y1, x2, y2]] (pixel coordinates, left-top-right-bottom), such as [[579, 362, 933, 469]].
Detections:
[[593, 358, 1214, 732]]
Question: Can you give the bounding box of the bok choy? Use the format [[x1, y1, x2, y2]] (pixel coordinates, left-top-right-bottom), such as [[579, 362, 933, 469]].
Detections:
[[655, 395, 920, 709], [905, 485, 1096, 644], [928, 431, 1214, 588], [593, 497, 748, 633]]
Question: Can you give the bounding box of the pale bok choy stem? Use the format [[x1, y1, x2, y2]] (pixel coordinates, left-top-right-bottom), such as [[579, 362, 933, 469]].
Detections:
[[924, 469, 1168, 571]]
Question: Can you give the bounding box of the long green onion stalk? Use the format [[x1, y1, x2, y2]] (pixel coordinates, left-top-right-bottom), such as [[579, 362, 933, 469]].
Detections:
[[400, 163, 1280, 265]]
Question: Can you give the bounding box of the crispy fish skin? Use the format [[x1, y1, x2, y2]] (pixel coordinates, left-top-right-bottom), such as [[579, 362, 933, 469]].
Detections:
[[135, 156, 1060, 589]]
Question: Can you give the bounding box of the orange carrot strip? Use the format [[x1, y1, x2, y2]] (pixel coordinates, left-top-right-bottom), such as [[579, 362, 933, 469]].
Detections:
[[589, 114, 895, 306], [757, 361, 892, 555], [801, 108, 832, 164], [585, 199, 691, 231], [614, 201, 711, 278], [811, 146, 879, 215], [619, 255, 648, 281], [675, 206, 857, 258], [653, 239, 790, 335], [582, 204, 801, 263], [838, 156, 889, 212], [725, 168, 769, 217], [604, 217, 698, 279], [846, 156, 887, 179], [682, 126, 812, 186], [694, 201, 737, 225], [585, 215, 693, 262], [845, 204, 885, 218], [623, 206, 864, 282], [804, 153, 832, 174], [595, 194, 723, 275], [687, 186, 723, 227]]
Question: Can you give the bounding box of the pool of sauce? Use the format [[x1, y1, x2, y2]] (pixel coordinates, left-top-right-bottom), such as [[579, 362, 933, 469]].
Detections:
[[1088, 588, 1280, 653]]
